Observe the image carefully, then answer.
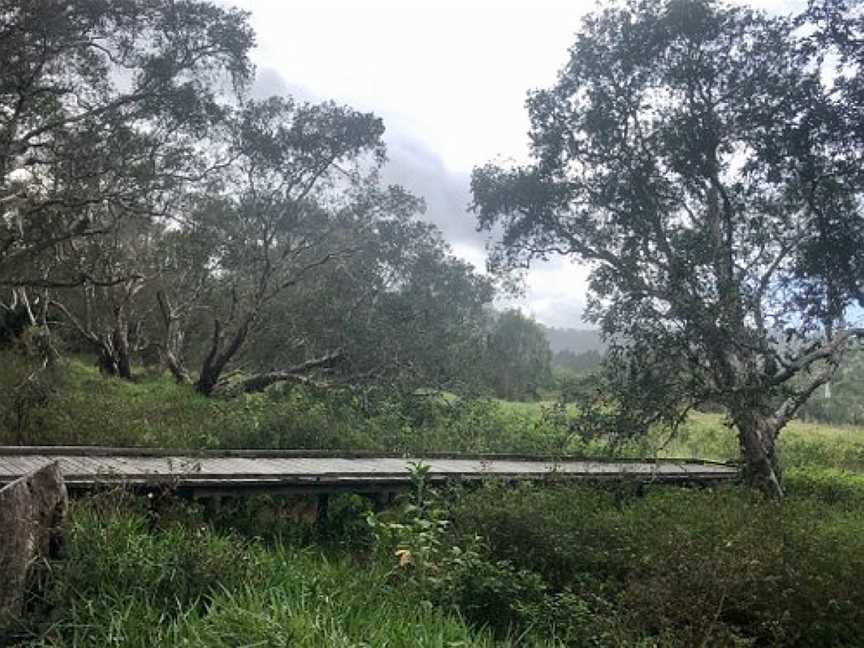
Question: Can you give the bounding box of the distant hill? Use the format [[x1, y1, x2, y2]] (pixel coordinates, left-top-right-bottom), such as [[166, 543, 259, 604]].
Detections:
[[541, 326, 604, 354]]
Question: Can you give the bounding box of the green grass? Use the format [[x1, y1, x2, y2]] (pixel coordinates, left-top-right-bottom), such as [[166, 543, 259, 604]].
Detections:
[[6, 352, 864, 466], [7, 352, 864, 646], [16, 473, 864, 647], [22, 495, 510, 648], [0, 355, 597, 455], [633, 411, 864, 472]]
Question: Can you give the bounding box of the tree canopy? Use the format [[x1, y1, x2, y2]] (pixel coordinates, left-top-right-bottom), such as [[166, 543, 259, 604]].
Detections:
[[472, 0, 864, 497], [0, 0, 518, 403]]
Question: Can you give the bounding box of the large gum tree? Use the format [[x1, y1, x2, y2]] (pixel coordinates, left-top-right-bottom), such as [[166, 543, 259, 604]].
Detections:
[[471, 0, 864, 498]]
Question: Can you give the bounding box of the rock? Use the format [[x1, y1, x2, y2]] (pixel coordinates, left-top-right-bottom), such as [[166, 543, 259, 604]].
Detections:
[[0, 462, 67, 633]]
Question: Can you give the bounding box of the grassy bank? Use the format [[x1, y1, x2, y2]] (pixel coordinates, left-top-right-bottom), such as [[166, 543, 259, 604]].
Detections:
[[639, 411, 864, 472], [0, 356, 592, 455]]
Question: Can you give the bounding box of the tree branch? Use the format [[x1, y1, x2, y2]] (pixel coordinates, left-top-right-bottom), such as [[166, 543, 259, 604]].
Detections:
[[238, 350, 344, 393]]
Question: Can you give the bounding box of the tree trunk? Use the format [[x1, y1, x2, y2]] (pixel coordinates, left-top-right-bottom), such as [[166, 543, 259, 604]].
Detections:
[[113, 322, 133, 380], [195, 316, 254, 396], [238, 351, 344, 393], [736, 413, 783, 500], [155, 290, 191, 385], [96, 340, 120, 376], [196, 362, 223, 396], [95, 330, 133, 380], [164, 350, 191, 385]]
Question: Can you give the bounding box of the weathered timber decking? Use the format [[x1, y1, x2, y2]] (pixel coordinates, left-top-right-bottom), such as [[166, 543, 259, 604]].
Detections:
[[0, 446, 738, 497]]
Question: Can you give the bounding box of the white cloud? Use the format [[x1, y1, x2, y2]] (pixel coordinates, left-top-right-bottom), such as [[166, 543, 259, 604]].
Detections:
[[497, 257, 592, 328], [230, 0, 587, 173]]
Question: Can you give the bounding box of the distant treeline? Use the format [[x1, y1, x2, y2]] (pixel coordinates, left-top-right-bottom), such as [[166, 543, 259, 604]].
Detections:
[[799, 347, 864, 426], [540, 326, 604, 355]]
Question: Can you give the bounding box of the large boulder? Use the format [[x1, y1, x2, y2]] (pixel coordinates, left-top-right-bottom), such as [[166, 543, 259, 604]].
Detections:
[[0, 462, 67, 634]]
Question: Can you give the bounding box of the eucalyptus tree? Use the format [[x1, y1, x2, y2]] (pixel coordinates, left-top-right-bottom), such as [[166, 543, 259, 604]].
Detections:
[[471, 0, 864, 497]]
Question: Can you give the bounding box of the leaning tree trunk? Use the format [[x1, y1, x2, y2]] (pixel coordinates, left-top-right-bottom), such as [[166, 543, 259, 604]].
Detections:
[[196, 360, 223, 396], [163, 350, 191, 385], [195, 316, 254, 396], [96, 338, 120, 376], [155, 290, 191, 384], [735, 413, 783, 500], [94, 325, 133, 380]]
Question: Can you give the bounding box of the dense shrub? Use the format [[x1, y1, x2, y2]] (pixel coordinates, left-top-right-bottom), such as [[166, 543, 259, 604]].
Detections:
[[450, 482, 864, 647], [785, 468, 864, 508]]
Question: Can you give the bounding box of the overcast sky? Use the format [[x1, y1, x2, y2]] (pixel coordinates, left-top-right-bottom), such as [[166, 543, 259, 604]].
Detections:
[[228, 0, 797, 329]]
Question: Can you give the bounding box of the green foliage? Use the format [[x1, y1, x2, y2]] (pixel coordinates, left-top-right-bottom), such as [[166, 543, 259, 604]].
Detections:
[[367, 464, 566, 640], [0, 352, 61, 445], [452, 481, 864, 647], [26, 494, 502, 648], [799, 347, 864, 426], [0, 355, 601, 455], [784, 468, 864, 509], [552, 349, 603, 375], [640, 411, 864, 473], [8, 355, 864, 646], [29, 471, 864, 647], [483, 310, 553, 401], [57, 495, 262, 609], [367, 462, 456, 580]]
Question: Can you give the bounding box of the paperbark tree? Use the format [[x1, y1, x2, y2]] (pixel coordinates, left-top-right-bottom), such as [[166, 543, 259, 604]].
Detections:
[[0, 0, 254, 288], [471, 0, 864, 498], [188, 97, 389, 395]]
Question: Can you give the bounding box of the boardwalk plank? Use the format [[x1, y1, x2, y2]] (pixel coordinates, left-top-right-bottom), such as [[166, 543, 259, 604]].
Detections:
[[0, 447, 738, 495]]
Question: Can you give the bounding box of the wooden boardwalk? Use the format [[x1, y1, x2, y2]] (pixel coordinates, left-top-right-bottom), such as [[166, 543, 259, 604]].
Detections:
[[0, 446, 738, 497]]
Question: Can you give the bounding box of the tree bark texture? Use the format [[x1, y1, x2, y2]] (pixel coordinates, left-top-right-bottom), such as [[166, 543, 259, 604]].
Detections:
[[735, 413, 783, 500], [0, 462, 68, 634]]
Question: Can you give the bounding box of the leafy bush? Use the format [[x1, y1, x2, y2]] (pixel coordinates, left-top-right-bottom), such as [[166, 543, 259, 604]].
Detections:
[[366, 465, 619, 642], [0, 350, 61, 445], [451, 482, 864, 647]]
